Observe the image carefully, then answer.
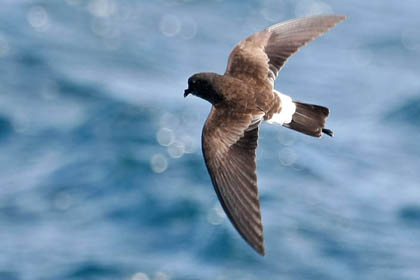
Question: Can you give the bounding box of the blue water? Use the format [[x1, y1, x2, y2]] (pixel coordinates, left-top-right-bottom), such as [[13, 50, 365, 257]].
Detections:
[[1, 1, 420, 279]]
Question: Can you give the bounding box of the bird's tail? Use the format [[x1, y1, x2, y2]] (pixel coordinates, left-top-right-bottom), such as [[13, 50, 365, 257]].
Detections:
[[266, 91, 333, 137], [284, 101, 333, 137]]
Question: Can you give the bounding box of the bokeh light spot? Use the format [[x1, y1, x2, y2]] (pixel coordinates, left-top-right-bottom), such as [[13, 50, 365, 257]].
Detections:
[[180, 18, 197, 40], [260, 0, 287, 22], [278, 132, 295, 146], [88, 0, 117, 18], [27, 6, 50, 31], [160, 15, 181, 37], [131, 272, 150, 280], [295, 0, 333, 17], [156, 128, 174, 147], [350, 46, 372, 67], [150, 154, 168, 173], [167, 141, 185, 158], [154, 271, 170, 280], [160, 112, 180, 130], [279, 147, 298, 166]]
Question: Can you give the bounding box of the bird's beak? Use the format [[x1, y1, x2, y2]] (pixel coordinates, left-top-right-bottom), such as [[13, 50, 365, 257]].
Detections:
[[184, 88, 192, 98]]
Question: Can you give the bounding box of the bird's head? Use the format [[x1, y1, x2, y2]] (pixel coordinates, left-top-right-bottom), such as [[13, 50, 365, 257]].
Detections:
[[184, 73, 224, 105]]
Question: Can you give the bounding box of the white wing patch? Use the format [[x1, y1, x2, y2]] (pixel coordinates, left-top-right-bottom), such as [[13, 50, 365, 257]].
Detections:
[[266, 90, 296, 125]]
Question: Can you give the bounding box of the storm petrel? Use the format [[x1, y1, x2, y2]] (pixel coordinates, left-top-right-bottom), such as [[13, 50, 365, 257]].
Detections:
[[184, 15, 346, 255]]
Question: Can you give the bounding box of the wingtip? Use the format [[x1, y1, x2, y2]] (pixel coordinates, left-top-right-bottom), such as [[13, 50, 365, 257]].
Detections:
[[322, 128, 334, 137], [311, 14, 347, 24], [321, 14, 347, 19], [249, 239, 266, 256], [254, 245, 266, 256], [320, 14, 348, 24], [335, 14, 348, 22], [260, 248, 266, 256]]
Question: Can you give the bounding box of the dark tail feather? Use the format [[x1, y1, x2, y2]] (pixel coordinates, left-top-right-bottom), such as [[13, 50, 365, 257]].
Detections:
[[283, 101, 333, 137]]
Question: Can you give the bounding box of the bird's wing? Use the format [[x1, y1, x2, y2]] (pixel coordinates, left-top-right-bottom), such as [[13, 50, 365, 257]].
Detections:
[[225, 15, 346, 85], [202, 108, 265, 255]]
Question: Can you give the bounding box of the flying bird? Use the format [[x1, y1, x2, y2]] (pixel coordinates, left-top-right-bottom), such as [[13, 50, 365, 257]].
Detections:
[[184, 15, 346, 255]]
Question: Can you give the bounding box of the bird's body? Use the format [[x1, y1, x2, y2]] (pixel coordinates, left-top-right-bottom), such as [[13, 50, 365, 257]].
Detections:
[[184, 15, 346, 255]]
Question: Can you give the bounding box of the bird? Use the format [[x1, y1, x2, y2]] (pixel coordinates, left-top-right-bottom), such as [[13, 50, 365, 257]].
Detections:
[[183, 15, 346, 256]]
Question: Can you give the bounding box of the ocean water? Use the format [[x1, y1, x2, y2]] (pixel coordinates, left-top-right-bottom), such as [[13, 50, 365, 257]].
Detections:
[[1, 0, 420, 279]]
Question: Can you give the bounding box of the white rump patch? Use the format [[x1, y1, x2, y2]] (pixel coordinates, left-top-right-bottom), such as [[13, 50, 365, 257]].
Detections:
[[266, 90, 296, 125]]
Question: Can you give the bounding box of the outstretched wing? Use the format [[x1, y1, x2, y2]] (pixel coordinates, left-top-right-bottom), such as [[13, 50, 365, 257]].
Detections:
[[202, 108, 265, 255], [225, 15, 346, 85]]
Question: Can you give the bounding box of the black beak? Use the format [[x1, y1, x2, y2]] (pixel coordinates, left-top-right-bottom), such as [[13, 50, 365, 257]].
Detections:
[[184, 88, 192, 98]]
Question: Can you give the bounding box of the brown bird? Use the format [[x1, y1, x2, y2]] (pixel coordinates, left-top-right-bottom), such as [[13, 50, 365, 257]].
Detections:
[[184, 15, 346, 256]]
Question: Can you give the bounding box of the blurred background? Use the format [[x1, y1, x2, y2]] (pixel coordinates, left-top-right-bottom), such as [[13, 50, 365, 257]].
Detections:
[[1, 0, 420, 279]]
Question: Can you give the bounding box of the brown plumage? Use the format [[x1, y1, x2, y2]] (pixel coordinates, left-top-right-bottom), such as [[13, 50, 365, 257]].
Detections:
[[184, 15, 346, 255]]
